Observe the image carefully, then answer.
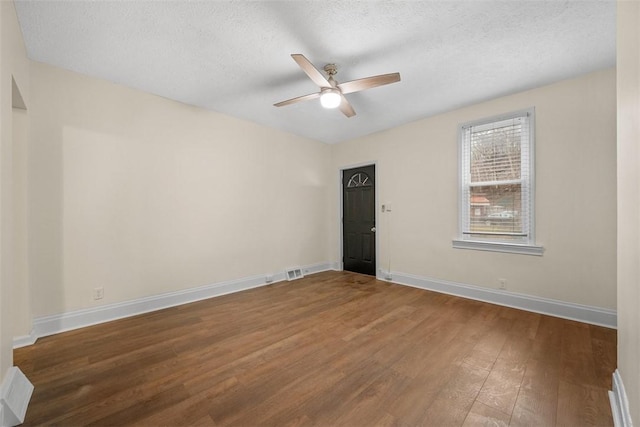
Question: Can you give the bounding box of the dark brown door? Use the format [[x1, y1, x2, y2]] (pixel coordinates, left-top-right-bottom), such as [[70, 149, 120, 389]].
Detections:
[[343, 165, 376, 276]]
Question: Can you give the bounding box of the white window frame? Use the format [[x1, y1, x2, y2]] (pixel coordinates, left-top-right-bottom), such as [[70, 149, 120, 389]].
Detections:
[[452, 107, 543, 256]]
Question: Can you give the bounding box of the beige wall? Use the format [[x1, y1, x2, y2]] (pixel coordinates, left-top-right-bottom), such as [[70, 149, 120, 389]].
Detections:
[[0, 0, 30, 378], [28, 61, 331, 317], [12, 107, 30, 339], [331, 68, 617, 310], [617, 1, 640, 424]]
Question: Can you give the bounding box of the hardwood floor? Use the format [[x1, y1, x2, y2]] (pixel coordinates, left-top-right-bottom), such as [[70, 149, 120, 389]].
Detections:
[[14, 271, 616, 426]]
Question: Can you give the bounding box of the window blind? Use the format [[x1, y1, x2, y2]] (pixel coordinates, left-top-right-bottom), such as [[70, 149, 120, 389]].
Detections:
[[460, 112, 532, 243]]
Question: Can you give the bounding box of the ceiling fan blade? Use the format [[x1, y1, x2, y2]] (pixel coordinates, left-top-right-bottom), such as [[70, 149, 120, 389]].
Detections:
[[337, 72, 401, 95], [291, 54, 331, 88], [273, 92, 320, 107], [339, 94, 356, 118]]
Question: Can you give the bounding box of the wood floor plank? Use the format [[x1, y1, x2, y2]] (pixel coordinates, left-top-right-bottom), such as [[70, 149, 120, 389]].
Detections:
[[462, 400, 510, 427], [556, 380, 613, 427], [236, 350, 351, 426], [373, 412, 402, 427], [385, 322, 483, 424], [510, 358, 559, 427], [13, 271, 616, 427], [329, 367, 413, 427], [85, 385, 191, 427], [529, 315, 564, 365], [591, 337, 616, 389], [420, 362, 490, 426], [462, 324, 509, 371], [285, 359, 389, 426], [475, 358, 526, 416], [132, 378, 238, 427], [560, 320, 600, 388]]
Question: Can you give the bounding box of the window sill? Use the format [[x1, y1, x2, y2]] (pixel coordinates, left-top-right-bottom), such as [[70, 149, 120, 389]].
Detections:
[[452, 239, 544, 256]]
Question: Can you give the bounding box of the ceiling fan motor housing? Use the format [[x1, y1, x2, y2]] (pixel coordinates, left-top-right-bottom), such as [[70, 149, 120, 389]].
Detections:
[[324, 63, 338, 76]]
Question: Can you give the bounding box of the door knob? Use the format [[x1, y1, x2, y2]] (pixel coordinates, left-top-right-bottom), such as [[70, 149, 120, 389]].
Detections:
[[371, 227, 376, 232]]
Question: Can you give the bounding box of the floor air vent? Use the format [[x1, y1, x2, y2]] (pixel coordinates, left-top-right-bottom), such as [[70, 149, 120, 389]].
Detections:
[[286, 268, 304, 281]]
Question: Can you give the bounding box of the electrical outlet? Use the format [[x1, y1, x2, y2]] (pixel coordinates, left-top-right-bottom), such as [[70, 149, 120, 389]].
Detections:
[[498, 278, 507, 290], [93, 287, 104, 300]]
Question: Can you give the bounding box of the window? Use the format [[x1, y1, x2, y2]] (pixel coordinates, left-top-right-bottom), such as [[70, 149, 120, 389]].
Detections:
[[347, 172, 372, 188], [453, 108, 543, 255]]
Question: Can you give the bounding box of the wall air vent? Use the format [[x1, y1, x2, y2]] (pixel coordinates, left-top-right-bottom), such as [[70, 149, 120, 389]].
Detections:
[[286, 268, 304, 281]]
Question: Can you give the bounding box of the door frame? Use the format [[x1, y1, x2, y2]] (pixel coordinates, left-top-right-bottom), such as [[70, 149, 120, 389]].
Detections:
[[338, 161, 379, 278]]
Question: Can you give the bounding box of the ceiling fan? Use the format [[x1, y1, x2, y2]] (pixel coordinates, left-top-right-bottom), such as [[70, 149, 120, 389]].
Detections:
[[274, 54, 401, 118]]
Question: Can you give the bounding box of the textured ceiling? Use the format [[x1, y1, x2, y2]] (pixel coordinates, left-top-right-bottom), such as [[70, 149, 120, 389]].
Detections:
[[14, 1, 615, 144]]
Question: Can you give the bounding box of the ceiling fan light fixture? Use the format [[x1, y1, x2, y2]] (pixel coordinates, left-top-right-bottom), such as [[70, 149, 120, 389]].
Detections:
[[274, 54, 400, 118], [320, 89, 341, 109]]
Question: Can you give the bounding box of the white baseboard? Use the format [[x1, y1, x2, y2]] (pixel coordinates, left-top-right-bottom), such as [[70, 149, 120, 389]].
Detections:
[[1, 367, 33, 427], [12, 331, 37, 350], [326, 262, 341, 271], [301, 262, 337, 275], [382, 270, 616, 328], [17, 262, 334, 346], [610, 369, 633, 427]]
